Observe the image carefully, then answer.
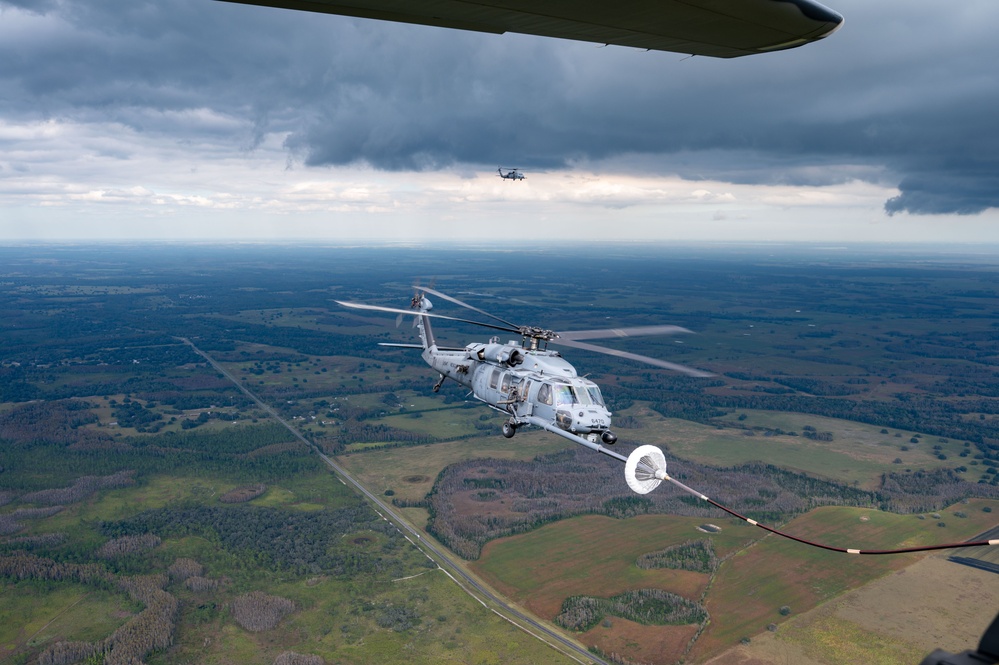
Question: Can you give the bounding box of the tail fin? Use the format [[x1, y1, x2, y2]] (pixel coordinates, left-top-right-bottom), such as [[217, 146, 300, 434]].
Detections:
[[413, 294, 436, 350]]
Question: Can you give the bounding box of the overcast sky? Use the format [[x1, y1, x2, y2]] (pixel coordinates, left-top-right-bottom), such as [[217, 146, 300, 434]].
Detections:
[[2, 0, 999, 243]]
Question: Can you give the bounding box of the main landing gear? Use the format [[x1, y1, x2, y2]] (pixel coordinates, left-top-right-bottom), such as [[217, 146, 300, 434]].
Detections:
[[502, 420, 517, 438]]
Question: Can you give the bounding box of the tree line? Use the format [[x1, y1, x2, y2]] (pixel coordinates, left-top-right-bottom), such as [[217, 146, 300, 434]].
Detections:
[[0, 409, 317, 493]]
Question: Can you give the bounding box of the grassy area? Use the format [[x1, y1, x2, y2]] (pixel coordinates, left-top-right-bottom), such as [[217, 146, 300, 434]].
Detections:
[[0, 583, 139, 661], [41, 474, 230, 530], [471, 514, 759, 620], [619, 404, 973, 489], [725, 552, 999, 665], [336, 430, 571, 504], [786, 614, 927, 664], [154, 566, 576, 665], [377, 409, 481, 439]]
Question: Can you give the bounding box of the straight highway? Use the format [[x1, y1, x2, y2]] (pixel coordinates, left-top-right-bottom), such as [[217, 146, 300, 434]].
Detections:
[[179, 337, 605, 665]]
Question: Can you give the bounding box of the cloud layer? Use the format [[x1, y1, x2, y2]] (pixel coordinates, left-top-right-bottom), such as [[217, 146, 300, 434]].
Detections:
[[2, 0, 998, 221]]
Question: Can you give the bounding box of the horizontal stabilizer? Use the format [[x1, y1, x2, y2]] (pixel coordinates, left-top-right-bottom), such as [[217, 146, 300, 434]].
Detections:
[[378, 342, 467, 351]]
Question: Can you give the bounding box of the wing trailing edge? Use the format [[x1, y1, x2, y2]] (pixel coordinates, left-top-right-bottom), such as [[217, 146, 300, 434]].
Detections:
[[217, 0, 843, 58]]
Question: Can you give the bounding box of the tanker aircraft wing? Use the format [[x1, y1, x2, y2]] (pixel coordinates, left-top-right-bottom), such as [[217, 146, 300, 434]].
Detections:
[[217, 0, 843, 58]]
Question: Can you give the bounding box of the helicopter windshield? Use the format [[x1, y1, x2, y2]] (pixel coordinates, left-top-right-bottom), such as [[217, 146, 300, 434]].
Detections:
[[585, 384, 605, 407], [550, 381, 606, 407]]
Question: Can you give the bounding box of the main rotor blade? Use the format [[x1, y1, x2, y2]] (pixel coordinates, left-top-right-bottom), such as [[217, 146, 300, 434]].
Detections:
[[557, 324, 692, 341], [416, 286, 521, 329], [336, 300, 520, 336], [552, 338, 713, 377]]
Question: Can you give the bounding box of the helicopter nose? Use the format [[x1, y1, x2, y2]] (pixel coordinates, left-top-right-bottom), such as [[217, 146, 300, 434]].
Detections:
[[575, 407, 610, 432]]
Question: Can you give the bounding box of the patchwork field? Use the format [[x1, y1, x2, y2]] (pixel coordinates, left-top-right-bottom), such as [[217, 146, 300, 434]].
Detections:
[[706, 554, 999, 665], [468, 499, 999, 664], [689, 502, 997, 660]]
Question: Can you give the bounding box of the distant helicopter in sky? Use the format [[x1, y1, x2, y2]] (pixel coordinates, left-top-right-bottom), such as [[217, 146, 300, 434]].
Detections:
[[497, 167, 525, 181], [337, 286, 710, 492]]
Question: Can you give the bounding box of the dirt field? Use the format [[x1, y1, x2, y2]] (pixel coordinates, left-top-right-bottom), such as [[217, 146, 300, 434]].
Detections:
[[705, 554, 999, 665], [581, 619, 699, 665], [471, 514, 745, 620], [687, 504, 987, 661]]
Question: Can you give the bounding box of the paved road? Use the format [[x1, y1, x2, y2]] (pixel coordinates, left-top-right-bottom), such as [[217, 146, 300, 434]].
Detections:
[[179, 337, 604, 665]]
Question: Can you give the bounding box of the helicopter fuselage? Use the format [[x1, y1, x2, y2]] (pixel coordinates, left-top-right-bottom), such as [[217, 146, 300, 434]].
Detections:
[[403, 294, 617, 443], [337, 289, 707, 446], [425, 340, 613, 438]]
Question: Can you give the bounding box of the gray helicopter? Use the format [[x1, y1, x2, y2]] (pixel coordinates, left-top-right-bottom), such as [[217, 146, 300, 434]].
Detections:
[[336, 287, 711, 489], [497, 167, 525, 181]]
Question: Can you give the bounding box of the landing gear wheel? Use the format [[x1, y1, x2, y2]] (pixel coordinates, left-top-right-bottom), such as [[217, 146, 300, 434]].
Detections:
[[502, 422, 516, 438], [432, 374, 445, 393]]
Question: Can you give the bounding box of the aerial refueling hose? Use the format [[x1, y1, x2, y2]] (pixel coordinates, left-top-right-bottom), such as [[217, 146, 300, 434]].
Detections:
[[661, 471, 998, 555], [623, 444, 998, 556]]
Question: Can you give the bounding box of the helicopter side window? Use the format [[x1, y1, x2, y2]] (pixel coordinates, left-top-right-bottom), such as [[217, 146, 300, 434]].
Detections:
[[501, 373, 513, 393], [538, 383, 553, 405], [490, 369, 501, 389]]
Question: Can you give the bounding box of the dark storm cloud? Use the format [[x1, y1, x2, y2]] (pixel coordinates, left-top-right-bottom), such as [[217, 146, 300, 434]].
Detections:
[[3, 0, 998, 215]]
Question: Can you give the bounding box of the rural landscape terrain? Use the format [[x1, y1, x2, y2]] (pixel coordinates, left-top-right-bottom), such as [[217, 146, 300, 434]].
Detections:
[[1, 242, 997, 665]]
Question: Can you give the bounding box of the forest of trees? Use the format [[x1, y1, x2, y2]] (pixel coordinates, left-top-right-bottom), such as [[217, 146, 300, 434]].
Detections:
[[0, 404, 315, 493], [231, 591, 297, 632], [555, 589, 707, 632], [636, 539, 719, 573], [101, 502, 406, 576]]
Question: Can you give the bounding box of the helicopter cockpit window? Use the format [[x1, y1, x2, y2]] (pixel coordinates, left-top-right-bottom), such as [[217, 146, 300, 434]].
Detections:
[[554, 384, 576, 406], [569, 381, 592, 405], [538, 383, 553, 405], [586, 385, 605, 406]]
